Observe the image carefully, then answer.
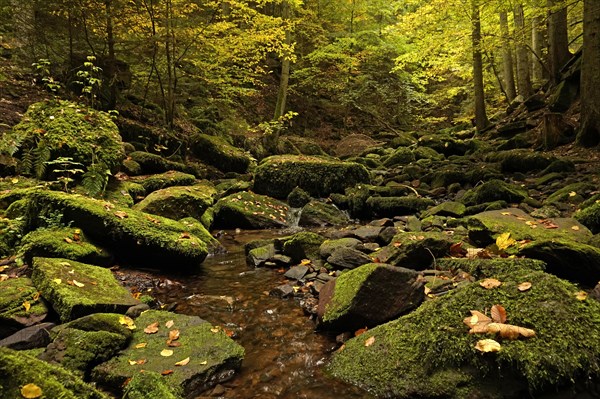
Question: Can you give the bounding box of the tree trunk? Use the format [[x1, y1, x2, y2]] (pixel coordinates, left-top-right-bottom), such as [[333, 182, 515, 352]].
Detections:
[[531, 16, 544, 84], [274, 0, 291, 120], [514, 3, 532, 98], [547, 0, 571, 83], [104, 0, 117, 109], [472, 0, 488, 131], [577, 0, 600, 147], [499, 11, 517, 102], [164, 0, 175, 128]]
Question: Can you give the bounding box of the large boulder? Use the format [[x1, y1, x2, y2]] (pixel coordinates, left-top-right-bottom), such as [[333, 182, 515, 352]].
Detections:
[[298, 201, 349, 227], [1, 100, 124, 176], [212, 191, 289, 229], [253, 155, 370, 199], [460, 179, 528, 206], [190, 133, 253, 173], [281, 231, 326, 263], [486, 149, 557, 173], [575, 202, 600, 234], [133, 183, 217, 221], [130, 171, 196, 193], [128, 152, 192, 176], [318, 263, 424, 331], [373, 232, 455, 270], [0, 347, 110, 399], [92, 310, 244, 398], [328, 265, 600, 398], [31, 257, 140, 322], [0, 277, 49, 338], [366, 196, 435, 218], [24, 190, 209, 267]]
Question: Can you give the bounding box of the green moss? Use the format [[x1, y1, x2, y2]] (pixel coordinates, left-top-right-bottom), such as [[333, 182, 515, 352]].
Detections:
[[436, 258, 546, 278], [31, 257, 140, 322], [319, 238, 361, 258], [25, 190, 208, 266], [299, 200, 349, 227], [190, 133, 253, 173], [0, 347, 110, 399], [575, 202, 600, 234], [545, 182, 595, 206], [0, 277, 49, 337], [487, 149, 556, 173], [254, 155, 370, 199], [178, 217, 221, 253], [0, 217, 25, 257], [422, 201, 466, 218], [375, 231, 454, 269], [414, 146, 444, 161], [329, 267, 600, 397], [461, 179, 527, 206], [323, 263, 380, 322], [366, 196, 435, 218], [128, 152, 192, 176], [213, 191, 289, 229], [287, 186, 311, 208], [123, 371, 181, 399], [131, 170, 196, 194], [382, 147, 415, 167], [282, 231, 326, 263], [133, 183, 216, 221], [17, 227, 113, 266], [2, 100, 124, 176]]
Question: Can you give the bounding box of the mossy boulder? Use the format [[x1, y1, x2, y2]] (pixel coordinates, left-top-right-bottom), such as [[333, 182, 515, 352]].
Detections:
[[40, 313, 132, 376], [31, 257, 139, 322], [417, 134, 472, 156], [133, 183, 217, 221], [545, 182, 595, 206], [382, 147, 415, 167], [25, 190, 208, 266], [17, 227, 113, 266], [253, 155, 370, 199], [130, 170, 196, 194], [0, 217, 25, 257], [287, 186, 311, 208], [190, 133, 252, 173], [122, 370, 180, 399], [413, 146, 444, 161], [329, 265, 600, 397], [373, 231, 455, 270], [1, 100, 124, 176], [318, 263, 424, 331], [460, 179, 527, 206], [575, 202, 600, 234], [212, 191, 289, 229], [214, 179, 252, 199], [422, 201, 466, 218], [299, 201, 349, 227], [487, 149, 556, 173], [128, 152, 192, 176], [282, 231, 326, 263], [0, 277, 49, 338], [0, 347, 110, 399], [319, 237, 362, 258], [92, 310, 244, 398], [366, 196, 435, 218]]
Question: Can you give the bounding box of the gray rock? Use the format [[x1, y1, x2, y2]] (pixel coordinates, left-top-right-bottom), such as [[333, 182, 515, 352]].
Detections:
[[319, 238, 362, 258], [327, 247, 372, 269], [284, 265, 309, 281], [270, 284, 295, 298], [0, 322, 55, 350], [247, 244, 276, 268], [351, 226, 384, 242]]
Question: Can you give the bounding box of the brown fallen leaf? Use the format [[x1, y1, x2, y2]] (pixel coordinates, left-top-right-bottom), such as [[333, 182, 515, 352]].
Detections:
[[161, 369, 174, 375], [32, 292, 41, 301], [518, 282, 532, 292], [475, 339, 501, 353], [487, 322, 536, 340], [20, 383, 43, 399], [169, 329, 180, 341], [175, 357, 190, 366], [463, 310, 492, 334], [114, 210, 129, 219], [491, 304, 507, 324], [449, 242, 467, 258], [64, 237, 73, 243], [479, 278, 502, 289], [167, 341, 182, 348], [364, 336, 376, 347], [160, 349, 174, 357], [354, 327, 368, 337], [180, 232, 191, 239], [165, 320, 174, 328], [144, 322, 159, 334]]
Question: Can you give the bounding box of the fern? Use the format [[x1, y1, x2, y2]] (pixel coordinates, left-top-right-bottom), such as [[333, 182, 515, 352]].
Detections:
[[33, 140, 51, 179], [82, 162, 111, 197], [19, 147, 35, 176]]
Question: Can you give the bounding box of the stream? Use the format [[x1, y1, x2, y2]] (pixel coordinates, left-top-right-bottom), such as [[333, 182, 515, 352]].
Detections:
[[148, 229, 374, 399]]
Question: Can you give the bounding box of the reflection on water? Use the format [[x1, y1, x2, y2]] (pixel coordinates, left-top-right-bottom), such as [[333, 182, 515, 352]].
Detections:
[[152, 230, 373, 399]]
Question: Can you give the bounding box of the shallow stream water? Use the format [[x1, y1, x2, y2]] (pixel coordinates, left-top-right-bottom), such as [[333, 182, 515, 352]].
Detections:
[[151, 230, 374, 399]]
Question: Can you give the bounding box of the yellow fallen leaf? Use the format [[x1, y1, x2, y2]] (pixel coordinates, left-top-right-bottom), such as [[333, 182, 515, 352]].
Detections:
[[0, 274, 8, 282], [21, 383, 43, 398], [114, 210, 129, 219], [518, 282, 532, 292], [501, 212, 512, 216], [200, 360, 208, 365], [64, 237, 73, 244], [161, 349, 174, 357], [128, 359, 138, 365], [119, 315, 136, 330], [59, 262, 71, 267], [175, 357, 190, 366], [496, 232, 516, 251], [72, 280, 85, 288], [364, 336, 376, 347], [479, 278, 502, 289], [300, 259, 311, 265], [32, 292, 40, 301], [135, 343, 147, 349], [165, 320, 174, 328], [572, 225, 580, 231], [576, 291, 588, 301], [11, 178, 18, 184], [210, 327, 220, 333], [475, 339, 501, 353], [0, 265, 7, 272], [569, 191, 577, 197], [23, 301, 31, 312]]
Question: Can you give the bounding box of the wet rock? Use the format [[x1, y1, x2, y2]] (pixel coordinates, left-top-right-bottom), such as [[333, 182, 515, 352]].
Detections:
[[0, 322, 55, 350], [287, 186, 311, 208], [0, 347, 110, 399], [375, 232, 454, 270], [130, 170, 196, 193], [422, 201, 466, 218], [0, 277, 49, 338], [271, 254, 293, 266], [246, 244, 276, 267], [32, 257, 140, 322], [350, 225, 384, 242], [132, 183, 217, 221], [282, 232, 326, 263], [359, 242, 380, 253], [270, 284, 295, 298], [382, 147, 415, 167], [318, 263, 424, 331], [327, 247, 372, 270], [367, 196, 435, 218], [299, 201, 349, 227], [213, 191, 289, 229], [284, 265, 309, 281], [254, 155, 370, 199], [126, 303, 151, 318], [460, 179, 527, 206], [92, 310, 244, 397], [319, 238, 362, 258]]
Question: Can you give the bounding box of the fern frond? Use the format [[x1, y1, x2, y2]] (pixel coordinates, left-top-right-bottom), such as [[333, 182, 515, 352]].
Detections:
[[19, 148, 35, 175], [82, 162, 110, 197], [33, 140, 51, 179]]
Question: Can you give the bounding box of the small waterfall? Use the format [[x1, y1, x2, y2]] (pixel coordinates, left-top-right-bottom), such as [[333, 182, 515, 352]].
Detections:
[[286, 207, 303, 231]]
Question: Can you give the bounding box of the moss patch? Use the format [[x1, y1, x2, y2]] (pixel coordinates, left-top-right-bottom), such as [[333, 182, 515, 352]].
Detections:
[[299, 200, 349, 227], [282, 231, 326, 263], [213, 191, 289, 229], [0, 277, 49, 338], [133, 182, 216, 221], [366, 196, 434, 218], [190, 133, 252, 173], [31, 257, 139, 322], [130, 170, 196, 194], [575, 202, 600, 234], [122, 370, 181, 399], [128, 152, 193, 176], [461, 179, 528, 206]]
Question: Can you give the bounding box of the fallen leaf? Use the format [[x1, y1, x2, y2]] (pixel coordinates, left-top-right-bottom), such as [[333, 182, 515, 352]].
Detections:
[[169, 329, 180, 341], [20, 383, 43, 398], [161, 369, 173, 375], [114, 210, 129, 219], [165, 320, 174, 328], [518, 282, 532, 292], [210, 327, 220, 333], [487, 323, 536, 340], [160, 349, 174, 357], [475, 339, 501, 353], [175, 357, 190, 366], [300, 259, 311, 265], [135, 343, 147, 349], [144, 322, 160, 334], [0, 274, 8, 282], [496, 232, 516, 251], [224, 328, 235, 338], [11, 178, 19, 184], [364, 336, 376, 347], [64, 237, 73, 243], [180, 232, 191, 239], [501, 212, 512, 216], [167, 341, 182, 348], [72, 280, 85, 288], [119, 315, 136, 330], [576, 291, 588, 301], [354, 327, 368, 336], [393, 242, 402, 247], [200, 360, 208, 365], [569, 191, 577, 197], [480, 278, 502, 289], [32, 292, 40, 301], [463, 310, 492, 334], [128, 359, 137, 365], [449, 242, 467, 257], [491, 304, 507, 323], [23, 301, 31, 312], [572, 226, 580, 231]]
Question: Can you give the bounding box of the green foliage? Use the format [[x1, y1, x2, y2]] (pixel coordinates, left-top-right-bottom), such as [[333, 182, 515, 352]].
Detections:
[[45, 157, 85, 191], [82, 162, 111, 198], [32, 59, 62, 94], [74, 55, 102, 108]]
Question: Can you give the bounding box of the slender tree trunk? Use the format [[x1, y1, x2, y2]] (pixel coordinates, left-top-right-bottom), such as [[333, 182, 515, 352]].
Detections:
[[164, 0, 175, 128], [514, 3, 532, 98], [547, 0, 571, 83], [472, 0, 488, 131], [531, 16, 544, 84], [577, 0, 600, 147], [104, 0, 117, 109], [499, 11, 517, 102], [274, 1, 291, 120]]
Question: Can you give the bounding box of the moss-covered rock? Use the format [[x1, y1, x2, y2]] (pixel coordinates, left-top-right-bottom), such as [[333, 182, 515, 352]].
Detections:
[[545, 182, 595, 206], [31, 257, 139, 322], [414, 146, 444, 161], [253, 155, 370, 199], [130, 170, 196, 194], [575, 202, 600, 234], [282, 231, 326, 263], [299, 201, 349, 227], [366, 196, 435, 218], [25, 190, 208, 266], [212, 191, 289, 229], [128, 152, 192, 176], [422, 201, 466, 218], [0, 347, 110, 399], [0, 217, 25, 257], [132, 183, 217, 221], [122, 370, 181, 399], [436, 258, 546, 278], [1, 100, 124, 176], [0, 277, 49, 338], [319, 237, 362, 258], [92, 309, 244, 398], [329, 266, 600, 397], [460, 179, 527, 206], [190, 133, 253, 173], [287, 186, 311, 208], [373, 231, 455, 270], [214, 179, 253, 199], [382, 147, 415, 167], [487, 149, 556, 173], [418, 134, 472, 156], [17, 227, 113, 266]]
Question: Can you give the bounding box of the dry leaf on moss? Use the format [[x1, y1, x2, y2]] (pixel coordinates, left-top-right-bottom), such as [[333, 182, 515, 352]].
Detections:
[[20, 383, 43, 398], [496, 232, 516, 251], [518, 282, 532, 292], [144, 322, 159, 334], [480, 278, 502, 289], [491, 304, 507, 323], [475, 339, 501, 353], [175, 357, 190, 366], [365, 336, 376, 347]]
